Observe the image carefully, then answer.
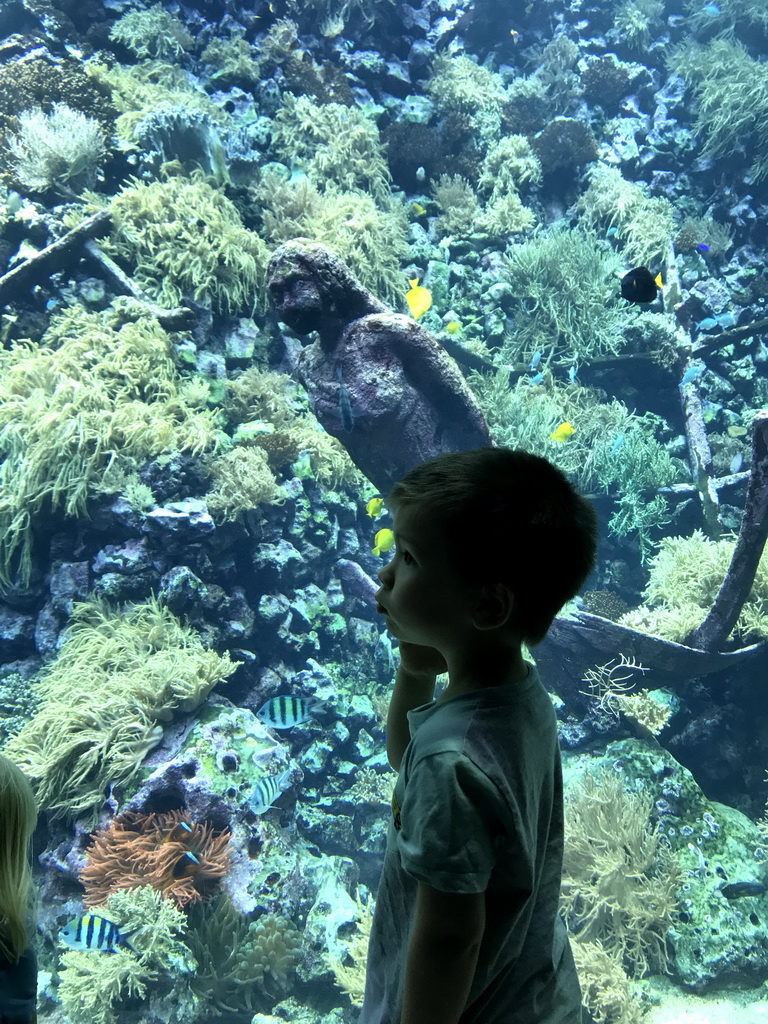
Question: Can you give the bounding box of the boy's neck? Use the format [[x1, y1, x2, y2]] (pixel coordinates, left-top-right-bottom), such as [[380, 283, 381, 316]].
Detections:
[[435, 646, 529, 704]]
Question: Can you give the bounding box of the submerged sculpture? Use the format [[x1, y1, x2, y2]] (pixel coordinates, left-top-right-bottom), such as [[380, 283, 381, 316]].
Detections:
[[267, 239, 493, 496]]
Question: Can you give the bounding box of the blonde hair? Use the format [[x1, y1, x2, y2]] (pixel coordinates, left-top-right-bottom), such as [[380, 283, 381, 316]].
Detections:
[[0, 754, 38, 963]]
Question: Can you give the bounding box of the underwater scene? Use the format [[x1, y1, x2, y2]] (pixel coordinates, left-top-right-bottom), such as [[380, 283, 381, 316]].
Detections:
[[1, 0, 768, 1020]]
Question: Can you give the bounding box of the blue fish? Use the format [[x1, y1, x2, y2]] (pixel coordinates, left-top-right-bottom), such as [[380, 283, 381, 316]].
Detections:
[[701, 2, 720, 14], [257, 694, 325, 729], [696, 317, 718, 332], [716, 312, 736, 328], [528, 372, 544, 386], [529, 350, 542, 371], [606, 226, 618, 238], [249, 767, 295, 815], [568, 364, 578, 383], [336, 365, 354, 432], [697, 242, 711, 252], [59, 914, 139, 953], [679, 363, 705, 387], [610, 435, 624, 454], [730, 453, 743, 474]]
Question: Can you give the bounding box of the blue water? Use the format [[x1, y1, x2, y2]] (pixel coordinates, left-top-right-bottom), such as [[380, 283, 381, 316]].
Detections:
[[0, 0, 767, 1020]]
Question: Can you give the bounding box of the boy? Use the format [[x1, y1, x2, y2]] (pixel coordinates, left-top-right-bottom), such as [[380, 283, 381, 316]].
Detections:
[[359, 447, 598, 1024]]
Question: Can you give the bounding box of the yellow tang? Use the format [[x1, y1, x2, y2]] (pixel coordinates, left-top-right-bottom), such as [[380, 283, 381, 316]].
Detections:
[[372, 528, 395, 556], [445, 321, 461, 334], [406, 279, 432, 320], [550, 421, 576, 443], [366, 497, 384, 518], [412, 202, 427, 216]]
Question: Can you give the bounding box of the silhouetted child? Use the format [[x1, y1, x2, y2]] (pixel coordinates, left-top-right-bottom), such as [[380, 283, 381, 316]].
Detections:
[[0, 754, 38, 1024], [361, 447, 598, 1024]]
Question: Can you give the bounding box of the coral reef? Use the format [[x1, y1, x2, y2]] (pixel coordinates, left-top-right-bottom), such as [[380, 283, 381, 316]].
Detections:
[[80, 809, 233, 910], [0, 300, 218, 587], [3, 596, 237, 822], [105, 171, 269, 314]]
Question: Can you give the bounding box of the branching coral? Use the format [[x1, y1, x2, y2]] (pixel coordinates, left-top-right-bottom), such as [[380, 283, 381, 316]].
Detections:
[[0, 300, 219, 587], [668, 39, 768, 182], [205, 446, 283, 521], [186, 894, 303, 1014], [8, 103, 105, 194], [254, 173, 408, 306], [561, 770, 682, 977], [3, 595, 237, 823], [620, 529, 768, 643], [109, 3, 194, 60], [80, 809, 233, 910], [325, 887, 374, 1007], [426, 54, 503, 151], [613, 0, 664, 50], [270, 94, 392, 204], [57, 885, 193, 1024], [577, 164, 677, 267], [571, 939, 649, 1024], [105, 170, 269, 314], [499, 226, 632, 365]]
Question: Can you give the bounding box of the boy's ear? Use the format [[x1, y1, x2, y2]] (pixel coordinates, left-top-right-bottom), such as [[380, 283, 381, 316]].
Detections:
[[473, 583, 515, 629]]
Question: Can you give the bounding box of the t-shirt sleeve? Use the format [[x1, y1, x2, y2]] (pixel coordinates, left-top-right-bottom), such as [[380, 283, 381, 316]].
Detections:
[[396, 750, 508, 893]]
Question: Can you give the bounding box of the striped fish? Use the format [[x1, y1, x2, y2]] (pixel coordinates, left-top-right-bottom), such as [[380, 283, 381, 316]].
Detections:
[[249, 767, 295, 815], [59, 913, 138, 953], [256, 694, 325, 729]]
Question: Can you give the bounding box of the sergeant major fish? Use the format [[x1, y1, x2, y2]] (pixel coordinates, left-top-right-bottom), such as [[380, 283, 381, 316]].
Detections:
[[249, 767, 295, 815], [59, 914, 139, 953], [256, 694, 326, 729]]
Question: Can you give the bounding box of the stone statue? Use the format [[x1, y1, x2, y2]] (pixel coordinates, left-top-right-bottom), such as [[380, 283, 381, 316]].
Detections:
[[267, 239, 493, 496]]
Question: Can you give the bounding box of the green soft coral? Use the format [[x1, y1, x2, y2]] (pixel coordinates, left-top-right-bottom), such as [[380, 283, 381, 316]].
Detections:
[[669, 39, 768, 183], [106, 171, 269, 314], [109, 3, 194, 60], [0, 300, 219, 587], [3, 596, 237, 823], [57, 885, 194, 1024], [577, 164, 676, 267], [621, 529, 768, 643]]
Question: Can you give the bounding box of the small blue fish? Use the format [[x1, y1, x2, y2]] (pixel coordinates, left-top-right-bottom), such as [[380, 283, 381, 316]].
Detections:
[[679, 363, 705, 387], [716, 312, 736, 328], [697, 242, 711, 252], [701, 2, 720, 15], [528, 372, 544, 386], [529, 350, 542, 371], [257, 694, 325, 729], [610, 435, 624, 454], [568, 364, 578, 383], [249, 767, 295, 815], [730, 453, 744, 474], [336, 365, 354, 432], [696, 317, 718, 332], [59, 914, 139, 953], [606, 226, 618, 238]]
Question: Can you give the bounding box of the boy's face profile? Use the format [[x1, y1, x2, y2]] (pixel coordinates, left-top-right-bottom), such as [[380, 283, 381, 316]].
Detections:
[[375, 504, 512, 657]]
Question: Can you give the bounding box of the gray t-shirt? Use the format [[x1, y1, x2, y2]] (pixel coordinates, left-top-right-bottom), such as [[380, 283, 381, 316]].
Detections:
[[359, 664, 582, 1024]]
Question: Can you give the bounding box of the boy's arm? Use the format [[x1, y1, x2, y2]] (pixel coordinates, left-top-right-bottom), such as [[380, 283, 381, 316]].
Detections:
[[386, 664, 437, 772]]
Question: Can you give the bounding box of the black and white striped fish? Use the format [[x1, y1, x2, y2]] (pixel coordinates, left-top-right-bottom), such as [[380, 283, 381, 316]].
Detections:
[[59, 913, 139, 953], [249, 767, 295, 815], [256, 694, 325, 729]]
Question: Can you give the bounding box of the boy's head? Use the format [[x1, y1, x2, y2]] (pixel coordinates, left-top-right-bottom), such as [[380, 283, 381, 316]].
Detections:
[[385, 447, 598, 646]]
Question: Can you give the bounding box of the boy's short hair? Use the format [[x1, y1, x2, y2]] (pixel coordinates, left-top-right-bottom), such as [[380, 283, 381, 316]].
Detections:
[[386, 447, 598, 645]]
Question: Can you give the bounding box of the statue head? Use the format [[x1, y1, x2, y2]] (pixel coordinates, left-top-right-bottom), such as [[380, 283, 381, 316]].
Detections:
[[267, 239, 388, 338]]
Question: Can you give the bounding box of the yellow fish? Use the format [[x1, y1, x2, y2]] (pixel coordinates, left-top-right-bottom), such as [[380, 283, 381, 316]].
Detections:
[[727, 425, 748, 438], [550, 421, 576, 442], [406, 279, 432, 320], [372, 528, 395, 556], [366, 497, 384, 518], [445, 321, 461, 334], [411, 202, 427, 216]]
